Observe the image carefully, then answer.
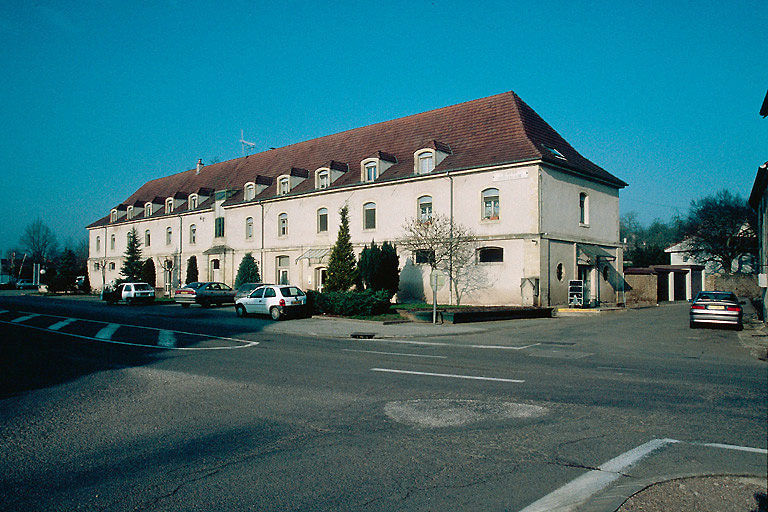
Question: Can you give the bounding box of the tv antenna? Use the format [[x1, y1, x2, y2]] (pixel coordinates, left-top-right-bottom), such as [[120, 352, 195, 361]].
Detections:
[[240, 129, 257, 156]]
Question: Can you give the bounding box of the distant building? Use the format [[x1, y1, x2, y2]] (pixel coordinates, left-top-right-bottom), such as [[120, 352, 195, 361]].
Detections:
[[87, 91, 627, 306]]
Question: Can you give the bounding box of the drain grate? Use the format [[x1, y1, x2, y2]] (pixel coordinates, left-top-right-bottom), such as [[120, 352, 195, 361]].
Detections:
[[351, 332, 376, 339]]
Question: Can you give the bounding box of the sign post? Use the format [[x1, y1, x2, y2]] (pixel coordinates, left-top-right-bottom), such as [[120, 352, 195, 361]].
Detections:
[[430, 270, 446, 324]]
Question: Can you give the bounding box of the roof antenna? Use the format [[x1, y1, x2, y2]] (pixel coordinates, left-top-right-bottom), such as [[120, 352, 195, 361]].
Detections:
[[240, 129, 257, 156]]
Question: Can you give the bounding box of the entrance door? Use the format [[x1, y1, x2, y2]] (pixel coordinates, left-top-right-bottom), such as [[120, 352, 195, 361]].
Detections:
[[316, 267, 327, 292], [210, 258, 221, 282], [577, 265, 592, 306]]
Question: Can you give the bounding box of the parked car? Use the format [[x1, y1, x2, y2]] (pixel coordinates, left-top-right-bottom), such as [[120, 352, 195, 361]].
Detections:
[[235, 282, 273, 301], [15, 279, 37, 290], [174, 282, 235, 308], [102, 282, 155, 305], [689, 291, 743, 330], [235, 284, 307, 320]]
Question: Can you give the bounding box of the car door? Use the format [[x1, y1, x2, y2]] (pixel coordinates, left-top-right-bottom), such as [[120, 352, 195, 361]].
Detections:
[[262, 286, 277, 313], [121, 284, 131, 301], [244, 287, 264, 314]]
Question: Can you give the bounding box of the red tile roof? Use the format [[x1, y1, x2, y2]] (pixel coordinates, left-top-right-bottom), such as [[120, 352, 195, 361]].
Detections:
[[88, 91, 625, 228]]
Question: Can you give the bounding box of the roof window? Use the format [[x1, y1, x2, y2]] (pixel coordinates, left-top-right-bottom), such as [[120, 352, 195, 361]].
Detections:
[[542, 145, 566, 159]]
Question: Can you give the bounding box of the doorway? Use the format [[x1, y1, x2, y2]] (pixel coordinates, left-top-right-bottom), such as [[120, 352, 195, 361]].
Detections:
[[577, 265, 592, 306], [316, 267, 327, 292]]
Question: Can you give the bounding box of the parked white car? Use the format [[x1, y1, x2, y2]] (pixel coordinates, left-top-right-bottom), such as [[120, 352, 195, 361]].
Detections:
[[235, 284, 307, 320], [102, 282, 155, 305]]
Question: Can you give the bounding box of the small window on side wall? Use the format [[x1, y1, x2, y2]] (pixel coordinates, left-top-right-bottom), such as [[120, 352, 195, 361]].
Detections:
[[579, 193, 589, 225], [477, 247, 503, 263], [278, 213, 288, 236], [414, 249, 435, 265]]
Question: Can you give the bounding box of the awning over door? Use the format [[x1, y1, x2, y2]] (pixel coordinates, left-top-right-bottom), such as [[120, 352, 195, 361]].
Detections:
[[576, 244, 616, 266], [296, 247, 330, 264]]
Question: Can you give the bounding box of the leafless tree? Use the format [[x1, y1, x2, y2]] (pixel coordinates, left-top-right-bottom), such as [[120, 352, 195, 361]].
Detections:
[[399, 214, 481, 305], [19, 218, 58, 263]]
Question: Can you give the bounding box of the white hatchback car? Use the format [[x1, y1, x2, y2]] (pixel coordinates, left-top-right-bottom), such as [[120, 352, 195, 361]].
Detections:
[[235, 284, 308, 320]]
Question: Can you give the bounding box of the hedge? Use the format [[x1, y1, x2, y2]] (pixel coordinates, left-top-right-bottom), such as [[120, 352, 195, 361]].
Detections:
[[306, 289, 392, 316]]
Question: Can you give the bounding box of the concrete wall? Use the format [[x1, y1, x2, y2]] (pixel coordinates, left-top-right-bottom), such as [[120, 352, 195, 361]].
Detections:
[[624, 274, 657, 304]]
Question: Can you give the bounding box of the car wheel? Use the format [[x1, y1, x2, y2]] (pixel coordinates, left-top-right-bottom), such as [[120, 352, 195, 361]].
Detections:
[[126, 298, 134, 306], [270, 307, 281, 321], [181, 303, 190, 308], [236, 305, 248, 318], [200, 299, 210, 308]]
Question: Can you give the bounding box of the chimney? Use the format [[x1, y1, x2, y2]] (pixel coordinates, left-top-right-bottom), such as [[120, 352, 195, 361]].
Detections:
[[196, 159, 203, 175]]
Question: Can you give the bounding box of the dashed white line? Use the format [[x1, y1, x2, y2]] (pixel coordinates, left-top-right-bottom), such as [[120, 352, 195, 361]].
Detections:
[[696, 442, 768, 454], [48, 318, 77, 331], [343, 349, 447, 359], [11, 314, 39, 323], [95, 323, 121, 340], [371, 368, 525, 383]]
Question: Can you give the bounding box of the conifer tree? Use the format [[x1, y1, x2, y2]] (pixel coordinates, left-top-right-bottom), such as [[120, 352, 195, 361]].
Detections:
[[141, 258, 156, 286], [326, 205, 358, 291], [378, 241, 400, 297], [235, 253, 261, 288], [186, 256, 199, 284], [120, 228, 143, 281]]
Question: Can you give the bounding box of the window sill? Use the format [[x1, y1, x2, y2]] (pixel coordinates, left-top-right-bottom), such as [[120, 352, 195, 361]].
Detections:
[[481, 218, 500, 223], [579, 223, 590, 228]]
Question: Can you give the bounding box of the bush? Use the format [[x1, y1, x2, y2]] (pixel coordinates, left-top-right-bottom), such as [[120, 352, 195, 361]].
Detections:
[[306, 289, 392, 316]]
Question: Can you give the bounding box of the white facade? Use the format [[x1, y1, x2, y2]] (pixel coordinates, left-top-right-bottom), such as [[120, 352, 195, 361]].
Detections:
[[87, 91, 626, 306]]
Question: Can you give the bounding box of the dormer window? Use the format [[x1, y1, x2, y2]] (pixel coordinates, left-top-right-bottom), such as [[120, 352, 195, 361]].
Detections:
[[144, 202, 153, 217], [365, 162, 377, 182], [416, 151, 435, 174], [126, 206, 134, 219], [414, 142, 451, 174], [317, 170, 330, 189], [278, 177, 290, 195], [110, 209, 118, 222], [188, 194, 198, 210], [244, 183, 256, 201], [165, 198, 173, 214]]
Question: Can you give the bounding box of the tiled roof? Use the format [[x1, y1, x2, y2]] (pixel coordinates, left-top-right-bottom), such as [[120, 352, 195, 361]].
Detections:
[[88, 91, 625, 228]]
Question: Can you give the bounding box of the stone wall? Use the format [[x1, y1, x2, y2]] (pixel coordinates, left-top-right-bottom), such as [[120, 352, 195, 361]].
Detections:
[[705, 274, 759, 299], [625, 273, 657, 304]]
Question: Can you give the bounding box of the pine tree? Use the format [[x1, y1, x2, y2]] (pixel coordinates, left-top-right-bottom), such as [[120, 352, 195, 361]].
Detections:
[[141, 258, 156, 287], [358, 240, 381, 290], [378, 241, 400, 297], [186, 256, 199, 284], [326, 205, 358, 291], [120, 228, 143, 281], [235, 253, 261, 288]]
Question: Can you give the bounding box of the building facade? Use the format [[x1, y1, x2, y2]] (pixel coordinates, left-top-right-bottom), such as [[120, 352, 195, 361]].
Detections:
[[87, 91, 627, 306]]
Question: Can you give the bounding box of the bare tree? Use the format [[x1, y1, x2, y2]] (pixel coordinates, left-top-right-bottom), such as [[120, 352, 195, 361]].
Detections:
[[399, 214, 480, 305], [19, 218, 58, 263]]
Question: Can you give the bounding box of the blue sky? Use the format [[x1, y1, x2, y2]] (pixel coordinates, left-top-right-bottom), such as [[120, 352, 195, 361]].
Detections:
[[0, 0, 765, 254]]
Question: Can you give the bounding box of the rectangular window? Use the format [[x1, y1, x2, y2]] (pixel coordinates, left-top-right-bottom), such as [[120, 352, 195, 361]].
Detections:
[[190, 225, 197, 244], [317, 209, 328, 233], [365, 163, 377, 182], [482, 188, 500, 220], [215, 217, 225, 237], [418, 153, 434, 174], [318, 172, 329, 189], [276, 256, 289, 285], [415, 249, 435, 265], [478, 247, 504, 263], [279, 178, 290, 195], [363, 203, 376, 230]]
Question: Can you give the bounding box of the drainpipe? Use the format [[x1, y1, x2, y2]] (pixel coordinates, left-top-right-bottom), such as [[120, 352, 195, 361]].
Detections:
[[260, 201, 265, 278], [178, 215, 183, 288]]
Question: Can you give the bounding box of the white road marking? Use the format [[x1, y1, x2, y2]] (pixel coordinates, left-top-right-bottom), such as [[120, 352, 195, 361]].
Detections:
[[0, 317, 258, 351], [95, 323, 120, 340], [376, 339, 540, 350], [157, 330, 176, 348], [11, 314, 39, 323], [518, 438, 767, 512], [518, 438, 677, 512], [696, 442, 768, 454], [48, 318, 77, 331], [343, 349, 447, 359], [371, 368, 524, 383]]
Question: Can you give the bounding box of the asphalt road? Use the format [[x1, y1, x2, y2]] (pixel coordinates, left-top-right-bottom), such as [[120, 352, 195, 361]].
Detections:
[[0, 293, 765, 511]]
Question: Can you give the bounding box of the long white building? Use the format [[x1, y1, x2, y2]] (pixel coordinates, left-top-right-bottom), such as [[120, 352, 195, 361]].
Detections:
[[87, 91, 627, 306]]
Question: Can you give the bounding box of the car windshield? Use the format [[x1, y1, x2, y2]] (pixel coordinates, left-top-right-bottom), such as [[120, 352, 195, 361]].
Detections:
[[696, 292, 737, 302], [134, 283, 152, 291], [280, 286, 305, 297]]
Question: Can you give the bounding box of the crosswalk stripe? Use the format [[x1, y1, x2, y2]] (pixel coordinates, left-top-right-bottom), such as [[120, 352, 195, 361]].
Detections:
[[48, 318, 77, 331], [11, 314, 39, 323], [95, 323, 120, 340], [157, 330, 176, 348]]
